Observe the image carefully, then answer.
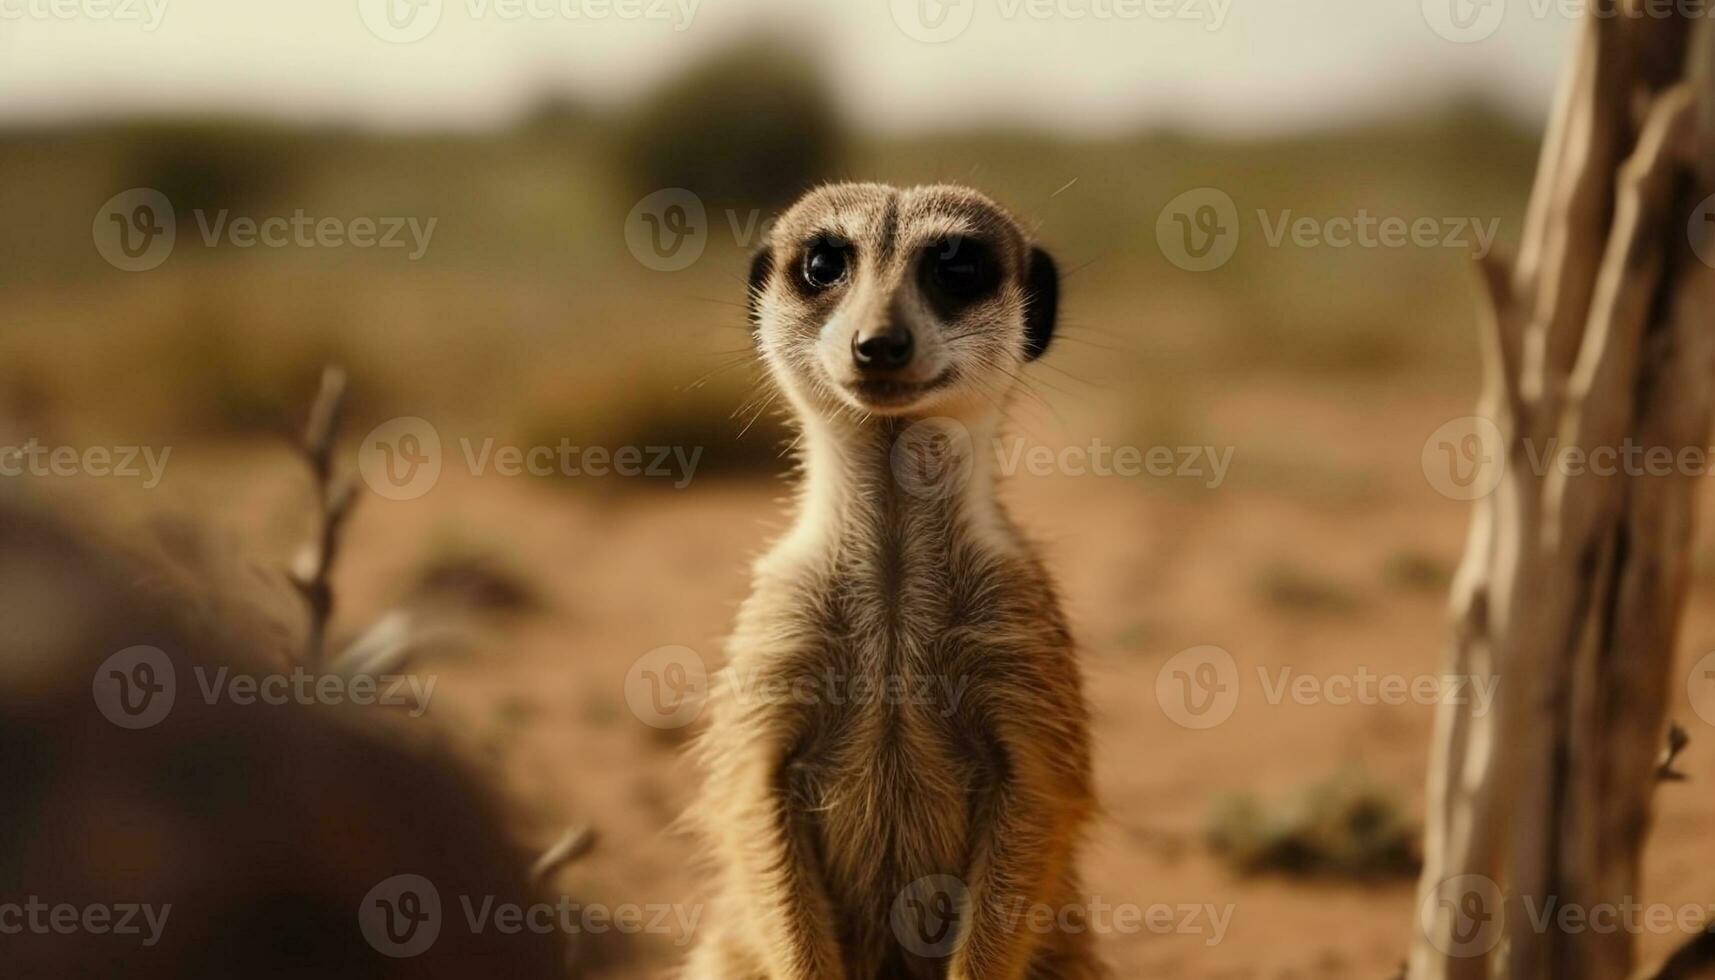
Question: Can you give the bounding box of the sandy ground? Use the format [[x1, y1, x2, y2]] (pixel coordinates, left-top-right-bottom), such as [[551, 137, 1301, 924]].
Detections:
[[73, 377, 1715, 979]]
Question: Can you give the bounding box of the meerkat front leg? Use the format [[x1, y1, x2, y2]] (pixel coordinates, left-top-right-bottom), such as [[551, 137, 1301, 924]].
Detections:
[[709, 724, 847, 980], [951, 721, 1092, 980]]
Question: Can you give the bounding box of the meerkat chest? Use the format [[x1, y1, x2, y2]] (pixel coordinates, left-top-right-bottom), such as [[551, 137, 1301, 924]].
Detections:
[[789, 534, 1019, 732], [752, 540, 1035, 898], [785, 650, 998, 920]]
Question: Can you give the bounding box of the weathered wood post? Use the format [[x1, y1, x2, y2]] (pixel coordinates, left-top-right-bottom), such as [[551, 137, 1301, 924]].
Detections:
[[1411, 4, 1715, 980]]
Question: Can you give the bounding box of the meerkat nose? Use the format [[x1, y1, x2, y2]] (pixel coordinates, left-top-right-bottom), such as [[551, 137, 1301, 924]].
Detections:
[[852, 323, 915, 372]]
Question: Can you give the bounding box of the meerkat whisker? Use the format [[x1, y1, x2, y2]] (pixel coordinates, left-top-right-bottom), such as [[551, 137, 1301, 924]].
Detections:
[[736, 389, 781, 439]]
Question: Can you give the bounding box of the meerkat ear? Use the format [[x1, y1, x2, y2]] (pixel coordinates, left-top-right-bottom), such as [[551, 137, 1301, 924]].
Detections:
[[747, 246, 775, 343], [1022, 245, 1059, 361]]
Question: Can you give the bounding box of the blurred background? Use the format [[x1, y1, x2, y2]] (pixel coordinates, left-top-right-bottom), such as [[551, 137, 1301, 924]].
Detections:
[[4, 1, 1714, 977]]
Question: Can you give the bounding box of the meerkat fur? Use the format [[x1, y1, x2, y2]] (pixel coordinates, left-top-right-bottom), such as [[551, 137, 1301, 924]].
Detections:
[[685, 183, 1101, 980]]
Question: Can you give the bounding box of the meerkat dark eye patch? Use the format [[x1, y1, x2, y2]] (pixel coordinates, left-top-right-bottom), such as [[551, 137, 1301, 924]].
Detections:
[[800, 234, 853, 292], [1022, 245, 1059, 361], [919, 236, 1001, 316]]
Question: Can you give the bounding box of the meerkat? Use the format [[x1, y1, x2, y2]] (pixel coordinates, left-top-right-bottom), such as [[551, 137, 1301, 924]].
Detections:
[[686, 183, 1099, 980]]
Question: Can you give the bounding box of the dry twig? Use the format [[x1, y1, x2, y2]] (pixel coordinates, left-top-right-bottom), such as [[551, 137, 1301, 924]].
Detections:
[[288, 366, 358, 667]]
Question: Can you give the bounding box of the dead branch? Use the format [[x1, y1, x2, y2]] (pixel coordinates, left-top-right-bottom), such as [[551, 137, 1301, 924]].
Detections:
[[1655, 722, 1690, 782], [1643, 929, 1715, 980], [288, 366, 358, 667], [1411, 9, 1715, 980]]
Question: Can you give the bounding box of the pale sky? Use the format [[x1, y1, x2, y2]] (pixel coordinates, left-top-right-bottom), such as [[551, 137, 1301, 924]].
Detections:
[[0, 0, 1578, 135]]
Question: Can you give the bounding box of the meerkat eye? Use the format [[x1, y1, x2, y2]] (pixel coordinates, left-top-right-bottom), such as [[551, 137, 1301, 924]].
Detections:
[[802, 237, 851, 290], [923, 237, 999, 306]]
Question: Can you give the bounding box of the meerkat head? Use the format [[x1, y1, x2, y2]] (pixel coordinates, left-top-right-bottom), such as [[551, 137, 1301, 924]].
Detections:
[[747, 183, 1058, 423]]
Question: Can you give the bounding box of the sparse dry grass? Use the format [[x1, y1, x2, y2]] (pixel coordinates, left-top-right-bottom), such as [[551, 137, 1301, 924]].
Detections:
[[1206, 770, 1419, 880], [0, 110, 1534, 463]]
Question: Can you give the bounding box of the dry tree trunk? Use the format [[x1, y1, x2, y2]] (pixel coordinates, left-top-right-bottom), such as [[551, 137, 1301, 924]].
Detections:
[[1412, 5, 1715, 980]]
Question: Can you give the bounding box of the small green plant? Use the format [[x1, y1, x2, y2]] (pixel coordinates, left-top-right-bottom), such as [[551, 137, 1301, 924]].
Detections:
[[1253, 560, 1363, 614], [1381, 550, 1452, 593], [1206, 769, 1418, 879], [408, 544, 543, 616]]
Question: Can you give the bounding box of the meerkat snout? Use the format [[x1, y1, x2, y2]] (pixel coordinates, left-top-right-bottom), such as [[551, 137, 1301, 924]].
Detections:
[[747, 183, 1060, 419], [850, 316, 914, 373]]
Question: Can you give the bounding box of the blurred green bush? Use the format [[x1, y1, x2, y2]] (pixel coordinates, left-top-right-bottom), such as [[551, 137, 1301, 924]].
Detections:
[[620, 37, 846, 211]]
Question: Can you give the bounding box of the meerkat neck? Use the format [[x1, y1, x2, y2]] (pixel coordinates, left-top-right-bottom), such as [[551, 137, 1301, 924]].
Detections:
[[786, 411, 1021, 562]]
